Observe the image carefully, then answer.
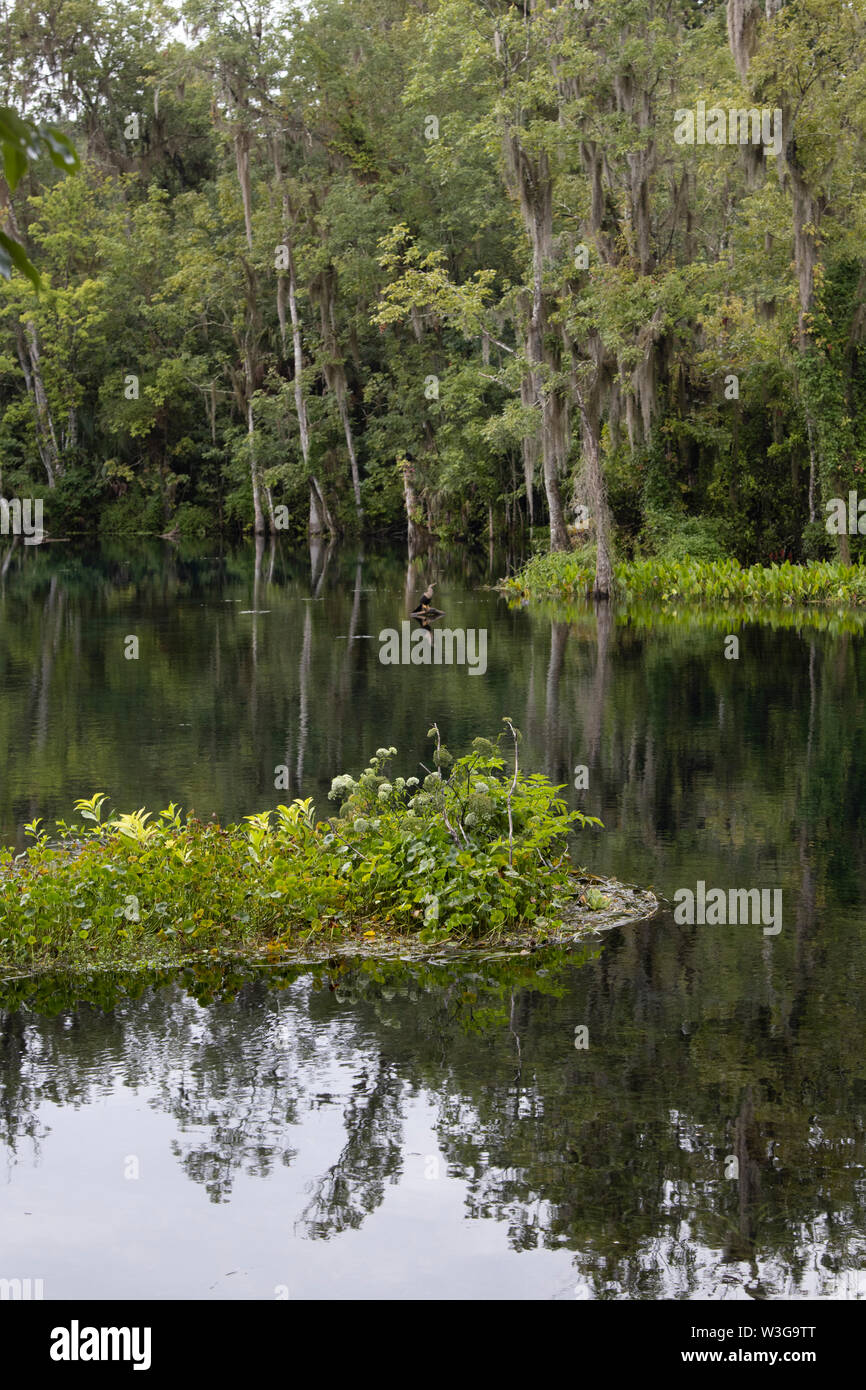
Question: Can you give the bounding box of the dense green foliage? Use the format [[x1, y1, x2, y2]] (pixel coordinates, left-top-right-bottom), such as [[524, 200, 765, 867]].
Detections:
[[2, 0, 866, 565], [503, 552, 866, 605], [0, 726, 600, 968]]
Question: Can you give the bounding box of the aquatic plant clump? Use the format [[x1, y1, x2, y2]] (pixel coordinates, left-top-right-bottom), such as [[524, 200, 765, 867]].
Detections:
[[501, 554, 866, 608], [0, 724, 602, 972]]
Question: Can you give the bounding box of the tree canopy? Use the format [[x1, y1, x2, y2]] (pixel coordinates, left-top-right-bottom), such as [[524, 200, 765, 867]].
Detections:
[[1, 0, 865, 583]]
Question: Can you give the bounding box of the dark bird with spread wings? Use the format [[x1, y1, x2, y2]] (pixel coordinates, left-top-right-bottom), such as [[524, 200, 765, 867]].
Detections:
[[410, 581, 444, 621]]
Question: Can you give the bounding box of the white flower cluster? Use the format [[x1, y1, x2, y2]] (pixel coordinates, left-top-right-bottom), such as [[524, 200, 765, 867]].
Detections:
[[328, 774, 358, 801]]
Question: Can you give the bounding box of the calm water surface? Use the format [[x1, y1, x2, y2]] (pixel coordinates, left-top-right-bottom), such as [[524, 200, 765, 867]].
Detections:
[[1, 540, 865, 1298]]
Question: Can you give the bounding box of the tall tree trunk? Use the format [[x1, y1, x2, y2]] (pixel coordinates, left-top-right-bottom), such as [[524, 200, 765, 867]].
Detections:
[[520, 372, 538, 526], [284, 228, 336, 540], [272, 139, 289, 361], [28, 323, 58, 466], [573, 374, 613, 598], [584, 418, 613, 598], [276, 271, 288, 358], [234, 129, 254, 252], [788, 160, 826, 539], [541, 385, 571, 552], [505, 138, 570, 552], [338, 389, 363, 523], [401, 459, 431, 554], [15, 321, 60, 486], [806, 414, 818, 525], [245, 357, 265, 536], [208, 379, 218, 445], [313, 267, 363, 523], [1, 180, 61, 483]]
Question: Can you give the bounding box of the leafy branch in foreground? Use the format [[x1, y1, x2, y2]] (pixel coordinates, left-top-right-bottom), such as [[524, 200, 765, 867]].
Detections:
[[0, 727, 602, 970], [0, 105, 78, 287]]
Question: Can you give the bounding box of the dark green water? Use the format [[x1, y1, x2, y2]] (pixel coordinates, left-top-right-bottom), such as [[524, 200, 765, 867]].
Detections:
[[1, 540, 865, 1298]]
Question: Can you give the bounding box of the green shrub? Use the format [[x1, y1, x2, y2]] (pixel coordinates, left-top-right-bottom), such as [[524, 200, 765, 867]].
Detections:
[[801, 518, 835, 562], [642, 509, 728, 562], [172, 503, 216, 539], [98, 492, 163, 537]]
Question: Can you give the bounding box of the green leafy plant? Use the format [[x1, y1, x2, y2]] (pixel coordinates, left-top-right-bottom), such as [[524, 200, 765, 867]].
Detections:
[[327, 721, 601, 942], [0, 728, 603, 970]]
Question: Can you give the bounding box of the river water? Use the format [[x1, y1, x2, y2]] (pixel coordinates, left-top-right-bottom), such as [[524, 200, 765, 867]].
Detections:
[[1, 539, 864, 1298]]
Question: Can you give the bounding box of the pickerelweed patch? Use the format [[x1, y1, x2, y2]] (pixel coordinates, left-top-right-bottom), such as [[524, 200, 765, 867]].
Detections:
[[0, 722, 608, 972], [500, 554, 866, 608]]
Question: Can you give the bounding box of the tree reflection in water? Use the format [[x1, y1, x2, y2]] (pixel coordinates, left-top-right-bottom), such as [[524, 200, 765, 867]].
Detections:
[[1, 931, 864, 1299], [2, 542, 866, 1296]]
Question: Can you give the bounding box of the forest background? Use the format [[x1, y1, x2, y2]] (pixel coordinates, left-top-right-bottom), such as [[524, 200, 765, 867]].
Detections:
[[1, 0, 864, 586]]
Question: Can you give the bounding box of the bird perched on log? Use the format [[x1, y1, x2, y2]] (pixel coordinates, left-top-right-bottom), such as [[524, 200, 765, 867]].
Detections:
[[410, 581, 444, 620]]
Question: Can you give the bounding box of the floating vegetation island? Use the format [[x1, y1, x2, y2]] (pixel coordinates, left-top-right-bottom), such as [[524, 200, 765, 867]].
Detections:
[[0, 724, 658, 976]]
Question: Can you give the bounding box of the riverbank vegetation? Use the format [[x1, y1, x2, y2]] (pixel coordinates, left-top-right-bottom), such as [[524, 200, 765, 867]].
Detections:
[[0, 724, 616, 972], [2, 0, 866, 592], [501, 552, 866, 608]]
